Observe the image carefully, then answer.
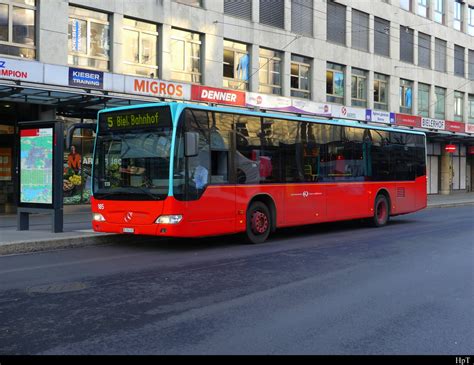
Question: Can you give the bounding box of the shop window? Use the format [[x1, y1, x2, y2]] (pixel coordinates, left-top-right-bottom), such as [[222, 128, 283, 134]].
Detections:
[[259, 48, 281, 95], [468, 94, 474, 124], [62, 118, 96, 205], [327, 1, 346, 45], [400, 26, 414, 64], [454, 91, 464, 122], [291, 54, 311, 99], [374, 73, 389, 111], [434, 87, 445, 119], [170, 28, 201, 84], [399, 79, 413, 114], [326, 62, 345, 104], [453, 0, 463, 31], [0, 0, 36, 59], [433, 0, 444, 23], [123, 18, 158, 79], [351, 68, 367, 108], [68, 6, 110, 71], [223, 39, 249, 90], [418, 83, 430, 117]]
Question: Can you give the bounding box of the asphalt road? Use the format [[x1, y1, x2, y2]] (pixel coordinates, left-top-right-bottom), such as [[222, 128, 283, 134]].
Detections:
[[0, 206, 472, 355]]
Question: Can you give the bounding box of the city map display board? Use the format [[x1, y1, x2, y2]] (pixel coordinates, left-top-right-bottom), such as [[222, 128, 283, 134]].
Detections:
[[20, 128, 54, 205]]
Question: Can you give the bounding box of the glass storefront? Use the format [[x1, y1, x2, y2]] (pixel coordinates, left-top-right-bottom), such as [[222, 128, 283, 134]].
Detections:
[[59, 116, 95, 205]]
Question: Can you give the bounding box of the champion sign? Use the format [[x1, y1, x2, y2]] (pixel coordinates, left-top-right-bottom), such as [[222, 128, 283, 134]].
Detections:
[[0, 58, 43, 83], [191, 85, 245, 106]]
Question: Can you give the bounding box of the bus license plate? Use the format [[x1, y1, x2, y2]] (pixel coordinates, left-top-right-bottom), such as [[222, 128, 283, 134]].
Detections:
[[123, 228, 134, 233]]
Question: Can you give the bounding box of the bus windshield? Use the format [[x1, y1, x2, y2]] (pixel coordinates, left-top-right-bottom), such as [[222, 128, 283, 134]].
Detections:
[[93, 106, 173, 200]]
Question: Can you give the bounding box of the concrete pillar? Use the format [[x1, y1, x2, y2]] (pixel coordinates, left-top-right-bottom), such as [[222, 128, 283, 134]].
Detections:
[[413, 30, 418, 67], [250, 44, 260, 92], [37, 0, 68, 65], [368, 15, 375, 54], [160, 24, 172, 81], [413, 80, 418, 116], [281, 51, 291, 97], [202, 32, 223, 87], [440, 146, 453, 195], [367, 70, 374, 110], [391, 76, 400, 113], [284, 0, 291, 32], [346, 7, 352, 49], [345, 65, 352, 106], [252, 0, 259, 23], [429, 84, 436, 118], [111, 13, 124, 74]]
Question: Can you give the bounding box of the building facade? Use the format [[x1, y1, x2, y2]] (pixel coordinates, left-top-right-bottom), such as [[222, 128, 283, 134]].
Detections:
[[0, 0, 473, 213]]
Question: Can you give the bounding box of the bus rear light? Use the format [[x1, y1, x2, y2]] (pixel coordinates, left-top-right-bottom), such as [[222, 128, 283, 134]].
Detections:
[[155, 215, 183, 224], [93, 213, 106, 222]]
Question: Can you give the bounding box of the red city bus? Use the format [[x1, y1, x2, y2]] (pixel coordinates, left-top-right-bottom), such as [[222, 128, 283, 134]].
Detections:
[[90, 103, 427, 243]]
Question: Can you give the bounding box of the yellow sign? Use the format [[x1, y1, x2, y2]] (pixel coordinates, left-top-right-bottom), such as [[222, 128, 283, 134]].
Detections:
[[105, 112, 160, 129]]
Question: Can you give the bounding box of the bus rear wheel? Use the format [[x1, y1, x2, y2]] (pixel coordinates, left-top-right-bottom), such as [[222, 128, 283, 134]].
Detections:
[[246, 201, 271, 244], [372, 194, 390, 227]]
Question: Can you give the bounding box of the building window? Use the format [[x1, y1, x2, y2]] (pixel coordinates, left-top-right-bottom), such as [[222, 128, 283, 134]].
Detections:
[[468, 94, 474, 124], [122, 18, 158, 78], [469, 6, 474, 36], [434, 38, 446, 72], [454, 45, 465, 77], [292, 0, 312, 36], [223, 39, 249, 90], [400, 26, 414, 63], [352, 10, 369, 52], [290, 54, 311, 99], [175, 0, 201, 6], [399, 79, 413, 114], [327, 1, 346, 45], [351, 68, 367, 107], [454, 91, 464, 121], [453, 0, 463, 31], [400, 0, 412, 11], [224, 0, 252, 20], [260, 0, 284, 29], [0, 0, 36, 59], [417, 0, 428, 17], [374, 17, 390, 57], [434, 86, 445, 119], [418, 32, 431, 68], [326, 62, 345, 104], [259, 48, 281, 94], [469, 49, 474, 81], [68, 6, 109, 71], [418, 83, 430, 117], [433, 0, 444, 23], [170, 28, 201, 84], [374, 73, 389, 111]]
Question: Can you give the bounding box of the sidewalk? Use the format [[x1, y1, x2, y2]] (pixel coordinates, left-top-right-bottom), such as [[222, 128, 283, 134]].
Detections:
[[1, 194, 473, 256]]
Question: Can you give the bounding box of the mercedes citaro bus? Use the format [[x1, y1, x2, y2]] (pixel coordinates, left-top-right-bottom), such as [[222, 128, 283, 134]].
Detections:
[[89, 102, 427, 243]]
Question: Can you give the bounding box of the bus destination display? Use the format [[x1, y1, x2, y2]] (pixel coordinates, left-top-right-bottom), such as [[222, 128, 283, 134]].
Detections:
[[104, 111, 161, 130], [20, 128, 54, 204]]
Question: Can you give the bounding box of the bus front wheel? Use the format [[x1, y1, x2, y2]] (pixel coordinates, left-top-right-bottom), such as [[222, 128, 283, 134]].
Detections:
[[246, 201, 271, 244], [372, 194, 390, 227]]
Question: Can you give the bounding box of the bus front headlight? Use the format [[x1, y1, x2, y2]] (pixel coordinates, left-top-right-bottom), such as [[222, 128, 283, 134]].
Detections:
[[155, 215, 183, 224], [93, 213, 106, 222]]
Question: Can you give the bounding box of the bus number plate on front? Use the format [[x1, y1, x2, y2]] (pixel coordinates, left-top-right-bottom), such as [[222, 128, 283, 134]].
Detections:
[[123, 228, 134, 233]]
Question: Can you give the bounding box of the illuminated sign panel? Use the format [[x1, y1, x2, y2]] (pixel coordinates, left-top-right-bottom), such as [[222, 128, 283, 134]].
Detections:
[[100, 107, 171, 131], [20, 128, 54, 204]]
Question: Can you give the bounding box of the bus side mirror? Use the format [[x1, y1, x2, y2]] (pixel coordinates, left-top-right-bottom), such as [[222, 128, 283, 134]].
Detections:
[[185, 132, 199, 157], [66, 123, 96, 150]]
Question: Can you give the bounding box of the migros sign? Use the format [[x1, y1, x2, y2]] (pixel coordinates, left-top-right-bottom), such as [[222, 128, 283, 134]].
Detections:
[[125, 76, 191, 100]]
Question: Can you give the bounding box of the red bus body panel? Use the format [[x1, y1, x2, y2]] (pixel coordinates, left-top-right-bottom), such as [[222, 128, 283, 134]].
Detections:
[[91, 176, 427, 238]]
